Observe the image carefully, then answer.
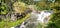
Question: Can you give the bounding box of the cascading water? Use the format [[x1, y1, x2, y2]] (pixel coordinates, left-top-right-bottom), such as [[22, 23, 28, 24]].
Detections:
[[37, 11, 51, 23], [11, 10, 53, 28]]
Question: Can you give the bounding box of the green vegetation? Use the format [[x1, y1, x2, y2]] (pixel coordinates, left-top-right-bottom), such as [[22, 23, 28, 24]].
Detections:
[[8, 14, 31, 28], [13, 1, 27, 13], [0, 2, 8, 15], [46, 6, 60, 28], [36, 23, 42, 28], [0, 13, 31, 28], [0, 0, 60, 28]]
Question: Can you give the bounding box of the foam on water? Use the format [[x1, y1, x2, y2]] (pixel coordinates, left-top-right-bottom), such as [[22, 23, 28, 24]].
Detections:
[[37, 11, 51, 23]]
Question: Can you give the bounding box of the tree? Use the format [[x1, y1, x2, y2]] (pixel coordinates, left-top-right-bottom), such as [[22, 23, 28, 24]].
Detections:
[[46, 5, 60, 28], [13, 1, 26, 14], [0, 1, 8, 15]]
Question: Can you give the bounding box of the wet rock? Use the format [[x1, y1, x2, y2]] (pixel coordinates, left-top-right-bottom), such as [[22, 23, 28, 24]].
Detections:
[[12, 10, 53, 28], [10, 13, 17, 22]]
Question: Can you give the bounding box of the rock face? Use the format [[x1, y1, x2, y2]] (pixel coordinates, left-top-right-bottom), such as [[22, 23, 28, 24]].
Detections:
[[10, 9, 33, 22], [10, 13, 17, 22]]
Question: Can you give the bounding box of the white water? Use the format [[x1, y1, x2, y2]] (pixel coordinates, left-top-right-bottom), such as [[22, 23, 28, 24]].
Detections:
[[11, 10, 52, 28], [37, 11, 51, 24]]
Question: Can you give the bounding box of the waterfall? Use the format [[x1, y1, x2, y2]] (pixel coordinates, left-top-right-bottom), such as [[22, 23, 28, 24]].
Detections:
[[11, 10, 53, 28], [37, 11, 51, 23]]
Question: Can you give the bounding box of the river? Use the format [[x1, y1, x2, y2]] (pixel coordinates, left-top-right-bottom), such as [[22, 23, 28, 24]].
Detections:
[[11, 10, 53, 28]]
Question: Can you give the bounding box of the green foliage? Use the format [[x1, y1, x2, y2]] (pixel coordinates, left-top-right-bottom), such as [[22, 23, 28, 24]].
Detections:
[[13, 1, 27, 13], [21, 0, 34, 5], [0, 0, 60, 28], [0, 21, 5, 28], [46, 6, 60, 28], [8, 14, 31, 28], [46, 22, 58, 28], [0, 13, 31, 28], [0, 19, 2, 22], [36, 23, 42, 28], [0, 2, 8, 15]]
